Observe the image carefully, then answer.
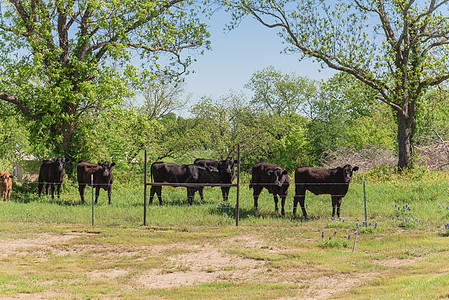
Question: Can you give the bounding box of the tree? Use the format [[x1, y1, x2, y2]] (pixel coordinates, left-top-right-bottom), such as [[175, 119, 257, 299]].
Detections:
[[133, 72, 187, 120], [190, 94, 240, 159], [0, 106, 30, 171], [245, 66, 317, 117], [225, 0, 449, 169], [307, 73, 396, 162], [0, 0, 209, 159], [416, 85, 449, 141], [98, 107, 161, 165]]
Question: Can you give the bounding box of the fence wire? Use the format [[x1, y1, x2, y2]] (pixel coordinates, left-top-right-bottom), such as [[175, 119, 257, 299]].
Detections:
[[1, 178, 448, 227]]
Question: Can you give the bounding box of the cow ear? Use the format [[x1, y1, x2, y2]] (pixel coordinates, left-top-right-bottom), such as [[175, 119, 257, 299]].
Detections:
[[282, 170, 288, 175], [111, 162, 116, 167], [353, 166, 359, 172], [9, 175, 14, 178]]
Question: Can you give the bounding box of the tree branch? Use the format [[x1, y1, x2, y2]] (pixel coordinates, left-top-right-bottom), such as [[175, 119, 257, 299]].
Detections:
[[89, 0, 184, 63], [0, 93, 40, 119]]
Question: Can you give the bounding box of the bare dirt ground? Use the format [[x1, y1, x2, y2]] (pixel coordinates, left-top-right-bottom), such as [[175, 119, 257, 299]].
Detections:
[[1, 231, 381, 299]]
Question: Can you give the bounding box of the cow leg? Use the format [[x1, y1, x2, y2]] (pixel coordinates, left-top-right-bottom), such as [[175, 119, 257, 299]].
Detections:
[[273, 194, 279, 213], [50, 184, 55, 199], [78, 184, 86, 203], [198, 188, 204, 202], [187, 187, 194, 205], [293, 185, 308, 219], [56, 183, 61, 199], [155, 187, 163, 204], [331, 196, 338, 218], [221, 187, 230, 202], [280, 195, 286, 216], [95, 186, 100, 204], [149, 186, 163, 204], [149, 186, 156, 204], [107, 187, 112, 205], [45, 183, 50, 196], [38, 182, 43, 197], [253, 186, 263, 210], [336, 197, 343, 218]]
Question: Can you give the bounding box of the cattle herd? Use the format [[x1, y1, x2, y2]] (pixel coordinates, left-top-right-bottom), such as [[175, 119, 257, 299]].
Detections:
[[27, 158, 114, 204], [1, 156, 359, 219], [149, 158, 358, 219]]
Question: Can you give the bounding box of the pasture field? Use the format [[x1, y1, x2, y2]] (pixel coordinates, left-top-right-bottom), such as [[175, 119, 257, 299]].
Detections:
[[1, 170, 449, 299]]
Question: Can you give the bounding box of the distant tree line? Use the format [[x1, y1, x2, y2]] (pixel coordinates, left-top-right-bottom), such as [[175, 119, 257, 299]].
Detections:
[[3, 66, 448, 175]]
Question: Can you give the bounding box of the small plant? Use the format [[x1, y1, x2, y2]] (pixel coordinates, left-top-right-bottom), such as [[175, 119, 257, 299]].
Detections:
[[319, 229, 352, 249], [327, 217, 353, 229], [319, 237, 348, 249]]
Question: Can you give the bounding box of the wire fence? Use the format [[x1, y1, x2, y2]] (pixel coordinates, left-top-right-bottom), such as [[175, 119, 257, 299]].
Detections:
[[2, 146, 449, 228], [2, 177, 449, 227]]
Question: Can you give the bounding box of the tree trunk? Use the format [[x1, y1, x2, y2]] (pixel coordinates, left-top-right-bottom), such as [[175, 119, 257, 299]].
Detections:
[[61, 120, 75, 158], [396, 107, 416, 170]]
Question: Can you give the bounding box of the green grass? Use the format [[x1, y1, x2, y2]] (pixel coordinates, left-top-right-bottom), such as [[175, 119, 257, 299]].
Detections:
[[0, 170, 449, 298]]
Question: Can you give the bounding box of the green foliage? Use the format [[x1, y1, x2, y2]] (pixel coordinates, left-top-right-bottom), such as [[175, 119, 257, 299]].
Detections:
[[0, 0, 209, 159], [306, 73, 396, 164], [271, 119, 312, 170], [416, 86, 449, 142], [319, 237, 348, 249], [223, 0, 449, 169], [0, 107, 32, 170], [245, 66, 316, 116]]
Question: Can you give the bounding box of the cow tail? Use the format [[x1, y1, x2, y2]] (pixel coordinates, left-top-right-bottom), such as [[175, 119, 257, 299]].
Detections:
[[249, 179, 253, 189]]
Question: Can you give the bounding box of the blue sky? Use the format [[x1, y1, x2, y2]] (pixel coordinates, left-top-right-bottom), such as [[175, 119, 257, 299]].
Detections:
[[183, 10, 336, 103]]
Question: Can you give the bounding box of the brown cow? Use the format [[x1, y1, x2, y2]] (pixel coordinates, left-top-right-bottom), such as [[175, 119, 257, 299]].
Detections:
[[249, 162, 290, 215], [0, 171, 14, 201], [293, 164, 359, 219]]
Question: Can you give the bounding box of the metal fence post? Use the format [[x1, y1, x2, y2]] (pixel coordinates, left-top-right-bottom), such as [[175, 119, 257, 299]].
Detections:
[[144, 150, 147, 226], [91, 173, 94, 226], [363, 175, 367, 227], [236, 145, 240, 227]]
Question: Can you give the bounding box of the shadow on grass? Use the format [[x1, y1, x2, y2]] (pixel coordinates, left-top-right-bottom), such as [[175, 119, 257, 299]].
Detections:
[[11, 193, 80, 206], [207, 203, 314, 222], [146, 197, 219, 207]]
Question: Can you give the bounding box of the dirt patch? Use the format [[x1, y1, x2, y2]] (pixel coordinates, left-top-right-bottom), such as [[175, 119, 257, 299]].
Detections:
[[0, 232, 86, 258], [138, 244, 265, 289], [0, 231, 379, 299]]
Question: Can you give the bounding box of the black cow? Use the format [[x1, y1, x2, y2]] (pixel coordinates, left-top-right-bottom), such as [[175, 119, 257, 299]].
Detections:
[[249, 162, 290, 215], [38, 157, 70, 199], [77, 160, 115, 204], [150, 162, 220, 205], [293, 164, 359, 219], [194, 157, 237, 201]]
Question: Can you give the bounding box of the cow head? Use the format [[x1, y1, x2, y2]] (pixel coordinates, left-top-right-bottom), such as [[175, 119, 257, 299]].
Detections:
[[341, 164, 359, 182], [268, 167, 289, 187], [55, 157, 69, 172], [98, 161, 115, 177], [0, 172, 14, 184], [218, 157, 237, 175]]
